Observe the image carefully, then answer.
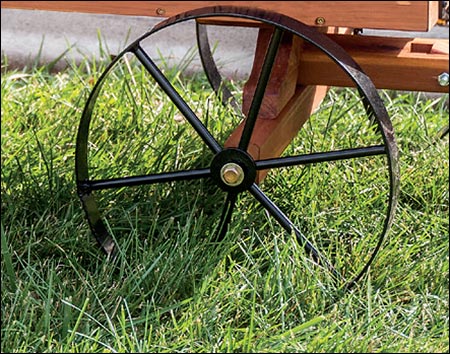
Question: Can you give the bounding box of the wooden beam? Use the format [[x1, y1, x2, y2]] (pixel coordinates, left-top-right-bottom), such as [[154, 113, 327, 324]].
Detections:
[[225, 85, 329, 182], [241, 27, 354, 120], [226, 27, 352, 182], [298, 35, 449, 93], [1, 1, 439, 31], [242, 29, 300, 119]]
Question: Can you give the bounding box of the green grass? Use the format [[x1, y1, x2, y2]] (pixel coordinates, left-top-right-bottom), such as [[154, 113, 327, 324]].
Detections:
[[1, 46, 448, 353]]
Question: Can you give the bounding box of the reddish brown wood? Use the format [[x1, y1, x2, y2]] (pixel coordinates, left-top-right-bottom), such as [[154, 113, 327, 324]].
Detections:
[[242, 29, 300, 120], [241, 26, 356, 120], [1, 1, 439, 31], [226, 27, 353, 183], [297, 35, 449, 93], [225, 85, 329, 182]]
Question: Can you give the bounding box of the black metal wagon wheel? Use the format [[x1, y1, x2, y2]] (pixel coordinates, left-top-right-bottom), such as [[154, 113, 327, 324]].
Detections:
[[76, 6, 399, 290]]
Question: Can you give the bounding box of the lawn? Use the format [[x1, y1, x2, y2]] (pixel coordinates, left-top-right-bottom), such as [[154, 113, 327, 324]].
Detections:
[[1, 42, 449, 353]]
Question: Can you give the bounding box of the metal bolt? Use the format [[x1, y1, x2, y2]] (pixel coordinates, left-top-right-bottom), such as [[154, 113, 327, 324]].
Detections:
[[315, 17, 326, 25], [220, 163, 244, 186], [437, 72, 449, 87], [156, 8, 166, 16]]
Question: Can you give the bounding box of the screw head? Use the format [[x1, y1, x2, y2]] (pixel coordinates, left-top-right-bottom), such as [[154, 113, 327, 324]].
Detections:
[[220, 163, 244, 186], [315, 17, 326, 25], [437, 72, 449, 87], [156, 8, 166, 16]]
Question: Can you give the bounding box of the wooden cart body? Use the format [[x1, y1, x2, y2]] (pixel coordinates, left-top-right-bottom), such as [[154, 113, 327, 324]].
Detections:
[[1, 1, 441, 31], [2, 1, 447, 93]]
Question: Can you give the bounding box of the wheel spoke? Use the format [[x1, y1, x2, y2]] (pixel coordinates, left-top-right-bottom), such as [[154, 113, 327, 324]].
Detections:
[[80, 168, 210, 192], [238, 27, 284, 151], [255, 145, 386, 170], [133, 44, 222, 154], [249, 184, 343, 281]]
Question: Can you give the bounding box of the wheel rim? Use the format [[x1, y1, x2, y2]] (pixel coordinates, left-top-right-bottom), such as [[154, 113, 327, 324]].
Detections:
[[76, 6, 399, 290]]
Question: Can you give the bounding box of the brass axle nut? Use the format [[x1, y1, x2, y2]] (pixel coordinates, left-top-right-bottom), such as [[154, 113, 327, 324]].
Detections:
[[220, 163, 244, 186]]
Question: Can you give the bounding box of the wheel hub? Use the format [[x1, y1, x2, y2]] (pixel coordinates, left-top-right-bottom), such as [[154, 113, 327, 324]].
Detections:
[[211, 148, 256, 192]]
